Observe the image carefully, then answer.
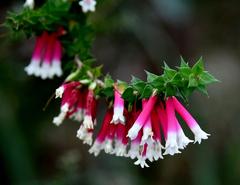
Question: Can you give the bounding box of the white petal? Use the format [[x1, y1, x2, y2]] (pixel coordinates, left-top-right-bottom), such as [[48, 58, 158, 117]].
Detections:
[[177, 129, 193, 149], [126, 143, 140, 159], [76, 125, 87, 140], [163, 132, 181, 156], [83, 115, 94, 129], [104, 139, 113, 154], [83, 132, 93, 145], [55, 86, 64, 99], [191, 125, 210, 144], [134, 157, 149, 168], [114, 141, 127, 157], [127, 123, 142, 140], [89, 140, 103, 156], [24, 60, 41, 76], [39, 62, 51, 79], [49, 60, 62, 78]]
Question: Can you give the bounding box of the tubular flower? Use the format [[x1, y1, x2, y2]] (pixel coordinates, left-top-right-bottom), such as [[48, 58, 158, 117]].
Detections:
[[82, 89, 97, 129], [141, 99, 154, 144], [53, 82, 81, 126], [111, 90, 125, 124], [163, 98, 181, 156], [76, 89, 97, 145], [71, 90, 87, 122], [172, 97, 210, 144], [79, 0, 96, 13], [89, 108, 113, 156], [127, 95, 157, 140], [25, 31, 63, 79]]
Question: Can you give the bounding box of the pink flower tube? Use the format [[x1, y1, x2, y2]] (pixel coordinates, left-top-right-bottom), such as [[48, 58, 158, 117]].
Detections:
[[111, 90, 125, 124], [82, 90, 95, 129], [49, 40, 63, 78], [71, 89, 87, 122], [114, 123, 127, 156], [53, 86, 79, 126], [172, 97, 210, 144], [40, 33, 56, 79], [127, 95, 157, 140], [163, 98, 181, 156], [141, 99, 153, 144], [24, 32, 48, 76]]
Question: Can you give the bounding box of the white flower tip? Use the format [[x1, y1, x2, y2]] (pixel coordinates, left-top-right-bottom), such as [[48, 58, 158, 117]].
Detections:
[[192, 126, 210, 144], [52, 117, 63, 126], [24, 61, 41, 76], [164, 136, 181, 156], [49, 61, 63, 78], [55, 86, 64, 98], [76, 125, 87, 140], [114, 144, 127, 157], [127, 123, 142, 140], [89, 141, 102, 156], [83, 133, 93, 145], [111, 110, 125, 124], [23, 0, 34, 9], [141, 128, 153, 143], [134, 158, 149, 168], [104, 139, 113, 154], [83, 116, 94, 129]]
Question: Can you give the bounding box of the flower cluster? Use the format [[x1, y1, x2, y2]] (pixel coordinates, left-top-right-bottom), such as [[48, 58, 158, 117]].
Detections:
[[54, 81, 210, 168], [25, 29, 64, 79]]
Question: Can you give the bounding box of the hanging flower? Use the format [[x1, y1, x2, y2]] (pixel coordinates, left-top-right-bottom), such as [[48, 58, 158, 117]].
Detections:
[[79, 0, 97, 13], [89, 108, 113, 156], [25, 31, 63, 79], [71, 90, 87, 122], [82, 89, 97, 129], [53, 82, 81, 126], [172, 96, 210, 144], [127, 94, 157, 140], [163, 98, 181, 156], [134, 143, 149, 168], [111, 89, 125, 124]]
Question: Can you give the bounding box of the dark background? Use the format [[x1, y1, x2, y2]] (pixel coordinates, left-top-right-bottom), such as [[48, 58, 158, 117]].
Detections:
[[0, 0, 239, 185]]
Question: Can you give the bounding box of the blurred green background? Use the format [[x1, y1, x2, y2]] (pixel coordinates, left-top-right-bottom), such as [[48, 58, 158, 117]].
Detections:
[[0, 0, 239, 185]]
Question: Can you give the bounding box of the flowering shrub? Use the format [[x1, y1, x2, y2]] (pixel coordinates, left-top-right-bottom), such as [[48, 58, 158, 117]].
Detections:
[[5, 0, 218, 167]]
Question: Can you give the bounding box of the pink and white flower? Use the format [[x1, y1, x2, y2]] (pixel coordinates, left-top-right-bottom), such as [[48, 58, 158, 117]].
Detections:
[[134, 144, 149, 168], [53, 82, 81, 126], [163, 98, 181, 156], [114, 123, 128, 156], [127, 95, 157, 140], [25, 32, 48, 77], [82, 89, 97, 129], [111, 90, 125, 124], [25, 31, 63, 79], [141, 99, 154, 144], [79, 0, 96, 13], [172, 97, 210, 144], [89, 108, 113, 156]]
